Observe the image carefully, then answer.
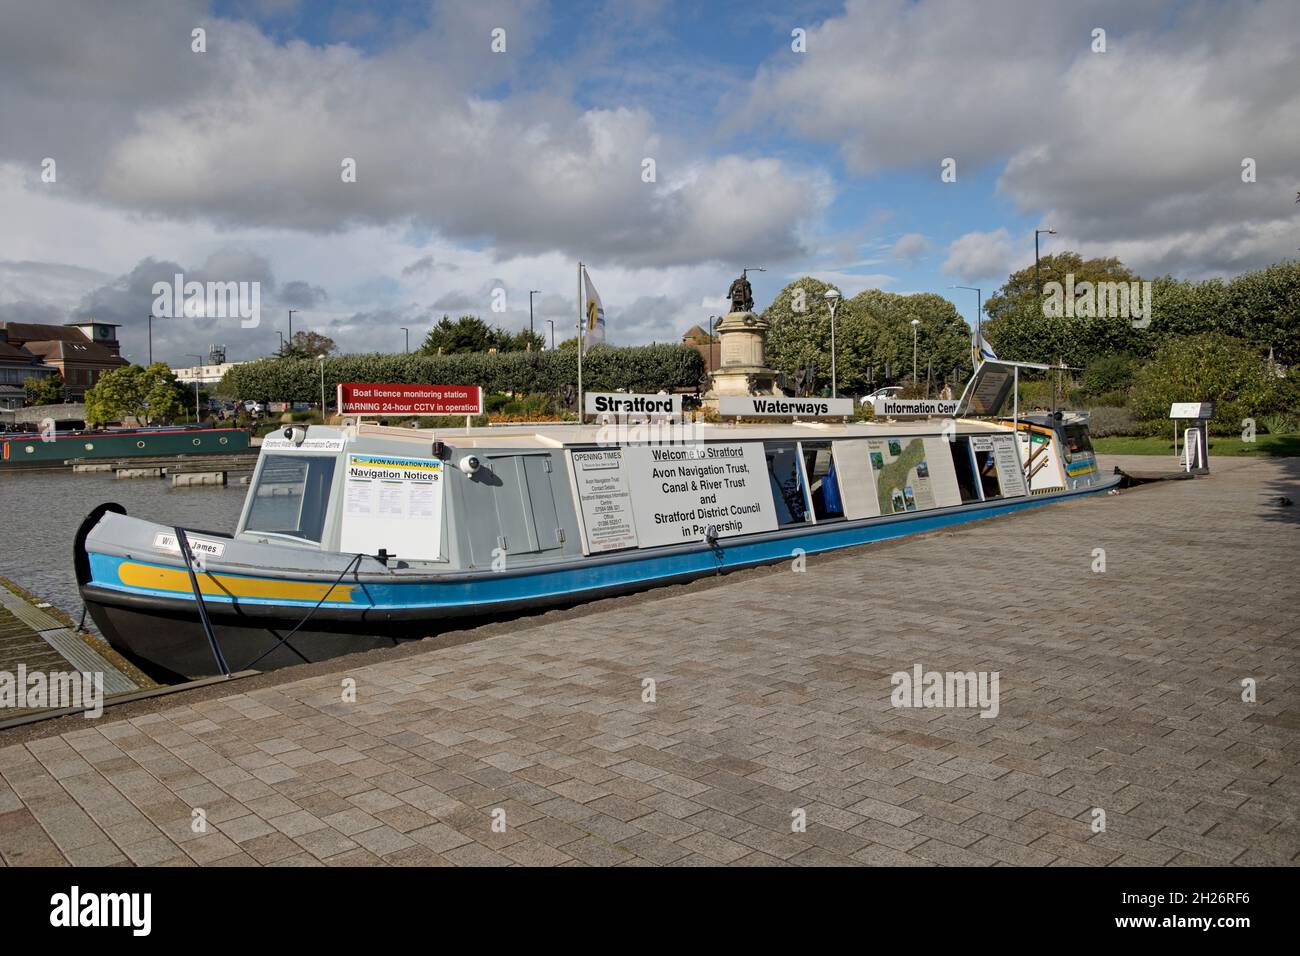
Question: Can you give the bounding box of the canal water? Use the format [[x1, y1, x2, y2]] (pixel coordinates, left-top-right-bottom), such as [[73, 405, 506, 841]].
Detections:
[[0, 470, 247, 639]]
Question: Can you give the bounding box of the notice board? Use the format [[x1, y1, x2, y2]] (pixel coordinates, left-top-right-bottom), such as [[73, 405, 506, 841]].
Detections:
[[339, 454, 445, 561]]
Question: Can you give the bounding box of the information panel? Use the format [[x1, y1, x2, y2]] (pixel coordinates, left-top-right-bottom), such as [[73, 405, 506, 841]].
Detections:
[[623, 443, 777, 548], [862, 436, 962, 515], [339, 454, 444, 560], [568, 449, 640, 553]]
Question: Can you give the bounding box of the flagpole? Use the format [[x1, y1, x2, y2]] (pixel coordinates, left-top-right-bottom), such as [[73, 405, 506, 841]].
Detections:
[[577, 261, 585, 425]]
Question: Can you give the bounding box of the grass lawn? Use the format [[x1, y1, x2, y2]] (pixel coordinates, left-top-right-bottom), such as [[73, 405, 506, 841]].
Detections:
[[1093, 434, 1300, 457]]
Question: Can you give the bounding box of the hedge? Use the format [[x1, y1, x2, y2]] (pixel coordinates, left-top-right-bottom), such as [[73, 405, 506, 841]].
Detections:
[[222, 345, 706, 404]]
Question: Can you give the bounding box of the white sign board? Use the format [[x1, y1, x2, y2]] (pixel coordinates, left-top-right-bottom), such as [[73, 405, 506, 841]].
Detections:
[[339, 454, 444, 561], [622, 443, 777, 548], [990, 434, 1027, 497], [1169, 402, 1206, 419], [568, 449, 640, 553], [586, 392, 681, 417], [153, 532, 226, 558], [718, 396, 854, 418], [873, 398, 959, 418], [260, 435, 347, 453]]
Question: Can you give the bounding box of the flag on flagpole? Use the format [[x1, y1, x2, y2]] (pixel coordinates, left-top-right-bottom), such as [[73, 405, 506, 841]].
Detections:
[[582, 266, 606, 345], [971, 326, 996, 369]]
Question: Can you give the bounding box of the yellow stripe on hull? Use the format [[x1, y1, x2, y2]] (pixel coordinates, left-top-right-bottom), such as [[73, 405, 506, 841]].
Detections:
[[117, 562, 356, 603]]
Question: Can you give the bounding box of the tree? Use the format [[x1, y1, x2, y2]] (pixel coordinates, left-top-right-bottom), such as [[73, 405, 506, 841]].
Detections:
[[984, 252, 1137, 323], [84, 363, 186, 426], [1129, 334, 1295, 434], [23, 373, 64, 406], [279, 330, 337, 359], [763, 278, 974, 395], [418, 315, 496, 354]]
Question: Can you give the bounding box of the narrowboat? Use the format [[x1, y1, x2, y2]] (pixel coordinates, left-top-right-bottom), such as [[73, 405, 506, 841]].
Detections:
[[74, 363, 1114, 681], [2, 424, 251, 468]]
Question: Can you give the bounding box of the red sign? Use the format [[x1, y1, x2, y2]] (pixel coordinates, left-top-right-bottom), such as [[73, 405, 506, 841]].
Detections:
[[336, 383, 483, 416]]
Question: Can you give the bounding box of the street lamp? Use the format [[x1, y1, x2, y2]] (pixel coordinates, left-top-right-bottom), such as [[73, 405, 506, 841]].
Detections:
[[823, 288, 841, 398], [400, 327, 409, 353], [318, 355, 326, 419], [529, 290, 541, 352], [546, 319, 555, 350], [910, 319, 921, 384], [1035, 228, 1056, 293], [186, 353, 203, 421]]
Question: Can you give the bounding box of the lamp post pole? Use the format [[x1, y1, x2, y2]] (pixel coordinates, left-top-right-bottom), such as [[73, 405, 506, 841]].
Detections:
[[529, 290, 540, 352], [187, 354, 203, 422], [148, 314, 156, 365], [1034, 228, 1056, 293], [287, 310, 298, 351], [911, 319, 920, 384], [318, 355, 326, 419], [822, 289, 841, 398]]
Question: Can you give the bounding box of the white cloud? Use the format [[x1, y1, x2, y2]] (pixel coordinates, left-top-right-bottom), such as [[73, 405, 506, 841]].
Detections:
[[942, 229, 1017, 283], [744, 0, 1300, 277], [890, 233, 931, 261]]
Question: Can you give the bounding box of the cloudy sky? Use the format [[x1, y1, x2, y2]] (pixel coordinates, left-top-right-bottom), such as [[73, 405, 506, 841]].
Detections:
[[1, 0, 1295, 365]]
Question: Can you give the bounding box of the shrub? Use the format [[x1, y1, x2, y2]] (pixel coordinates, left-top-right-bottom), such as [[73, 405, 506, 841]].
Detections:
[[1080, 352, 1139, 399], [1085, 406, 1139, 437], [1129, 334, 1292, 435]]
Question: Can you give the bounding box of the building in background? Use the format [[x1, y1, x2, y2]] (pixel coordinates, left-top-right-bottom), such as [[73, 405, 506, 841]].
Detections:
[[172, 344, 246, 386], [0, 320, 124, 403], [682, 324, 721, 376]]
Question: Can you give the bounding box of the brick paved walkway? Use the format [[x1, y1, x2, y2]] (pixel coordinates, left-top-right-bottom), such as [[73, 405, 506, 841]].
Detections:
[[2, 456, 1296, 866]]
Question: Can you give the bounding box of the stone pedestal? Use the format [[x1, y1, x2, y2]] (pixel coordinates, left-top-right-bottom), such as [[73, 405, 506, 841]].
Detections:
[[704, 310, 780, 402]]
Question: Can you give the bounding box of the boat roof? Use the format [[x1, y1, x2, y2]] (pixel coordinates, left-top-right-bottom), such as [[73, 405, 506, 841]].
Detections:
[[336, 417, 1023, 450]]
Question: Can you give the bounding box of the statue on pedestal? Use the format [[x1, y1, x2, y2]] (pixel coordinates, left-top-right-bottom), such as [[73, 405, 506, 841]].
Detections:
[[726, 271, 754, 315]]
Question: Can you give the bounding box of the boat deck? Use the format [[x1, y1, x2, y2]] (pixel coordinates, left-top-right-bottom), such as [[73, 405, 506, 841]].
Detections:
[[2, 455, 1295, 866]]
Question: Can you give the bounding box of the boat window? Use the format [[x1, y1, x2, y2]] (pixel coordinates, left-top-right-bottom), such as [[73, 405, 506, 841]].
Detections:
[[800, 442, 844, 521], [948, 439, 982, 503], [765, 443, 809, 525], [244, 454, 336, 543], [1063, 424, 1094, 460]]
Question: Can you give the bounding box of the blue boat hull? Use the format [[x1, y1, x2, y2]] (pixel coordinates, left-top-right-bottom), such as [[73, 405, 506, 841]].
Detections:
[[77, 478, 1119, 680]]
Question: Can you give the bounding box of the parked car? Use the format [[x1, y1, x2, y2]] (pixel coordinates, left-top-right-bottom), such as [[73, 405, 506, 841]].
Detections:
[[859, 386, 904, 406], [243, 400, 266, 414]]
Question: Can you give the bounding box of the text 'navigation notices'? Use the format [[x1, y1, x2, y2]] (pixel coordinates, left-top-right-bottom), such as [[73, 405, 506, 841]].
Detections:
[[339, 454, 444, 561], [623, 443, 776, 549], [569, 449, 639, 553]]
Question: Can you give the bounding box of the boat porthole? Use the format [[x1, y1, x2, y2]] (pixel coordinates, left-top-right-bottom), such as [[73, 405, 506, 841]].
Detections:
[[137, 441, 146, 449], [24, 445, 34, 453], [192, 438, 201, 446], [84, 443, 94, 451], [219, 437, 228, 445]]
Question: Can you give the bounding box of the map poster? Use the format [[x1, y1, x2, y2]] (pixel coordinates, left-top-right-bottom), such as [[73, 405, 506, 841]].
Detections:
[[622, 442, 777, 548], [339, 454, 444, 561], [864, 436, 941, 515], [567, 449, 640, 553]]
